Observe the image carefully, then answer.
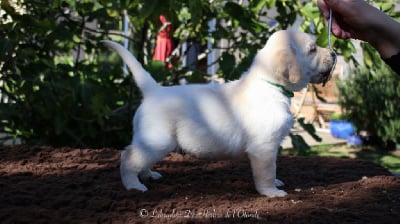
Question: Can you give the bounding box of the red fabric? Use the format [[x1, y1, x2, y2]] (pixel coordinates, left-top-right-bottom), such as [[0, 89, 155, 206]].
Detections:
[[153, 15, 173, 68], [159, 15, 167, 24]]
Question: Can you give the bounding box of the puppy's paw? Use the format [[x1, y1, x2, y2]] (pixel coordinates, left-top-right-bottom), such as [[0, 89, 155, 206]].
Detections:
[[126, 182, 149, 192], [148, 171, 162, 180], [140, 169, 162, 180], [275, 179, 285, 187], [121, 173, 149, 192], [257, 187, 287, 198]]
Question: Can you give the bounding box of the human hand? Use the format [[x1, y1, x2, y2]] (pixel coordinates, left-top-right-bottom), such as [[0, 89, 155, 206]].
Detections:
[[317, 0, 400, 58], [317, 0, 378, 42]]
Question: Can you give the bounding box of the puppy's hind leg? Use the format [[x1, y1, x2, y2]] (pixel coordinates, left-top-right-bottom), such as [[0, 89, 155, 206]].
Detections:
[[120, 146, 149, 192], [120, 139, 175, 192], [140, 168, 162, 180], [121, 144, 166, 192]]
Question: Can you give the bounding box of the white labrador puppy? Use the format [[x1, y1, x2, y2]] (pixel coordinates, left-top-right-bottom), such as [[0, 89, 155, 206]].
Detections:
[[102, 30, 336, 197]]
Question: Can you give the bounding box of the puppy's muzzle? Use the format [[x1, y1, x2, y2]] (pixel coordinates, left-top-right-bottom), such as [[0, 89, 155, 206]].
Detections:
[[322, 51, 337, 86], [311, 51, 337, 86]]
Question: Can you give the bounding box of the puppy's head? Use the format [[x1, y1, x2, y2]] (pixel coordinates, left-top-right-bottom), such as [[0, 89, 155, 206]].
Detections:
[[254, 30, 336, 91]]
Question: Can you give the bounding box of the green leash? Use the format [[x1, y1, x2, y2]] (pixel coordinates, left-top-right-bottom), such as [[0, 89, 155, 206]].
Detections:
[[264, 80, 294, 98]]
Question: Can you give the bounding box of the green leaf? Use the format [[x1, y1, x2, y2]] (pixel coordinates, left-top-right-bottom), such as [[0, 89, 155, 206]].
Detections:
[[219, 52, 236, 79], [316, 27, 329, 47], [300, 2, 318, 18], [290, 134, 310, 155], [265, 0, 276, 9], [189, 0, 203, 24], [145, 60, 171, 83], [297, 118, 322, 142], [251, 0, 269, 13], [225, 2, 245, 18], [380, 2, 394, 13], [139, 0, 159, 19], [178, 7, 191, 22]]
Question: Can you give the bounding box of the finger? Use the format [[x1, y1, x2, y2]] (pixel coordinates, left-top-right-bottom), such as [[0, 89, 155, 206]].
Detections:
[[331, 17, 343, 38], [331, 17, 351, 39], [317, 0, 330, 19]]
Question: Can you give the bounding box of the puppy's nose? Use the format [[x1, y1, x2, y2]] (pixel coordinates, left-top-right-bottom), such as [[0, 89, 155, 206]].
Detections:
[[330, 51, 337, 58]]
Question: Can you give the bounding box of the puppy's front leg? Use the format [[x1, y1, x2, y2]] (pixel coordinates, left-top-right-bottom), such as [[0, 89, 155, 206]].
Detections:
[[248, 152, 287, 197]]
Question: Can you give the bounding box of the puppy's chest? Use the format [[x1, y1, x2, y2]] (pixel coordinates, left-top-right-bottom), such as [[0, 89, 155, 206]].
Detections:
[[260, 107, 293, 128], [240, 99, 294, 135]]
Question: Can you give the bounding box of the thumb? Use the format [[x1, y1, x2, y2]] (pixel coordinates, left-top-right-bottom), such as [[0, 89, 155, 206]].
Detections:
[[324, 0, 352, 15], [317, 0, 330, 19], [324, 0, 340, 8]]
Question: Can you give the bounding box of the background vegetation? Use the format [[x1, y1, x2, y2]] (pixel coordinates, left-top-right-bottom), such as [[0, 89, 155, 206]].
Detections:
[[337, 65, 400, 149], [1, 0, 399, 148]]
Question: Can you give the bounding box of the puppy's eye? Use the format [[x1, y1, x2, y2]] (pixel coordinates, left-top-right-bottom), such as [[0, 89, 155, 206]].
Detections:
[[308, 44, 317, 54]]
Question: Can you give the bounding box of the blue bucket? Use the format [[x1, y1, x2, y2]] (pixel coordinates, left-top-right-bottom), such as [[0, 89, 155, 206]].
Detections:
[[329, 120, 355, 139], [347, 135, 363, 147]]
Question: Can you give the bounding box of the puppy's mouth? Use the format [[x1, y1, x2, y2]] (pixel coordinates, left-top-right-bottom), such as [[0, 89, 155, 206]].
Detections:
[[310, 69, 332, 84], [310, 52, 337, 86]]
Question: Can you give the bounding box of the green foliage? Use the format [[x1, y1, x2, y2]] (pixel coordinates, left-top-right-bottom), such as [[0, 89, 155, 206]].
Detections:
[[288, 118, 322, 156], [302, 144, 400, 173], [330, 113, 347, 121], [1, 0, 135, 147], [327, 1, 400, 146], [337, 65, 400, 144], [299, 1, 358, 63]]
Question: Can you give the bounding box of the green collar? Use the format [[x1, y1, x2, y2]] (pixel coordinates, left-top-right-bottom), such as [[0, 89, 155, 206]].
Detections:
[[264, 80, 294, 98]]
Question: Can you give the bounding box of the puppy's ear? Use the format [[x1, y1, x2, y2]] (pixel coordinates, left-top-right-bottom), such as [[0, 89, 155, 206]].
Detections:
[[274, 46, 301, 84]]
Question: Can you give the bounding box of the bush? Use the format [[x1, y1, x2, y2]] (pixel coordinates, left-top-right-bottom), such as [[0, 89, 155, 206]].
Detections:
[[0, 0, 137, 147], [337, 65, 400, 146]]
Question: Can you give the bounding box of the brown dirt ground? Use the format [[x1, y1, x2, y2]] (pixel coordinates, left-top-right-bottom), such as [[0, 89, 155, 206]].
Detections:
[[0, 146, 399, 224]]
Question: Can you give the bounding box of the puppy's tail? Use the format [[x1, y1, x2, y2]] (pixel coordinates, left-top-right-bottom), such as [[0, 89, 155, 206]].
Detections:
[[101, 40, 158, 94]]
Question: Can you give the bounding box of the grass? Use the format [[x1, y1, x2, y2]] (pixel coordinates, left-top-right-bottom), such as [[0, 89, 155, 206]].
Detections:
[[299, 144, 400, 173]]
